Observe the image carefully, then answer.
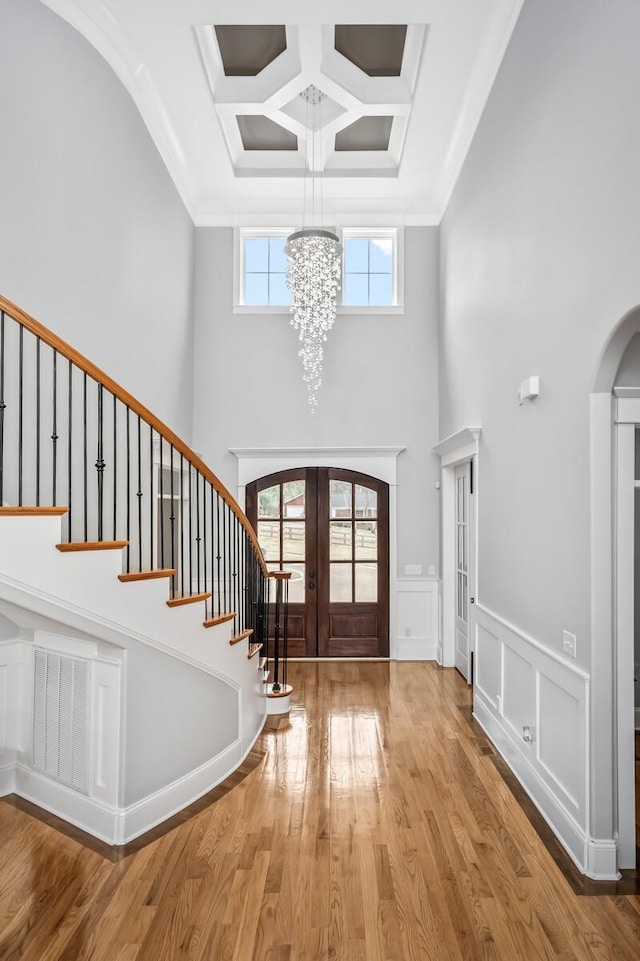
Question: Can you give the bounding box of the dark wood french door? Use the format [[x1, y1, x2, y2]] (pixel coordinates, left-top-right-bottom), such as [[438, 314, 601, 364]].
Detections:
[[246, 467, 389, 657]]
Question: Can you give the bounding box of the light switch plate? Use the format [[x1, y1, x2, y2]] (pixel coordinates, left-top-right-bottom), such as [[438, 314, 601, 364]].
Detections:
[[404, 564, 422, 576], [562, 630, 576, 657]]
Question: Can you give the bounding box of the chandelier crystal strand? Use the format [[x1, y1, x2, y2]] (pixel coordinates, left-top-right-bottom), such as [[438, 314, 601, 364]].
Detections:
[[286, 85, 342, 410], [285, 230, 341, 409]]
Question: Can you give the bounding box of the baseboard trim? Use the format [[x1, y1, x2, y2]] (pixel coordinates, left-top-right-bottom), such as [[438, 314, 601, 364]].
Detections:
[[395, 637, 438, 661], [120, 738, 243, 843], [7, 724, 266, 846], [474, 692, 620, 881]]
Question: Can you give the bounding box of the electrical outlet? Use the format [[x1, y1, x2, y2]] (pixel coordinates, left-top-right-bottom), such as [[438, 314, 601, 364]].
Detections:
[[562, 630, 576, 657], [428, 564, 436, 576]]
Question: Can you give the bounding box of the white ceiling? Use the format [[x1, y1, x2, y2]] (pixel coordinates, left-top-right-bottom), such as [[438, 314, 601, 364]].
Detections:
[[41, 0, 524, 226]]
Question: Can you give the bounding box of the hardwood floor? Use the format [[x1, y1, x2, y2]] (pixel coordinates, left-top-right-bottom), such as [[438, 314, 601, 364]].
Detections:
[[1, 661, 639, 961]]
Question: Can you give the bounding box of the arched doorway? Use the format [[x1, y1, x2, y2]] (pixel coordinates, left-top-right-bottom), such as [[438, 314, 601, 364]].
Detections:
[[246, 467, 389, 657], [591, 305, 640, 871]]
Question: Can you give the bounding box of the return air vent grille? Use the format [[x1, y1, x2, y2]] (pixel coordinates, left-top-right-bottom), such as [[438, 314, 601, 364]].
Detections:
[[33, 649, 89, 794]]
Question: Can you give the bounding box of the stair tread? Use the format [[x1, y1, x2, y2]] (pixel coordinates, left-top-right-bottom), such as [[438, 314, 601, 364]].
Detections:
[[230, 629, 253, 646], [0, 506, 69, 516], [248, 642, 263, 659], [203, 612, 236, 629], [57, 540, 128, 552], [166, 592, 211, 608], [118, 569, 176, 583]]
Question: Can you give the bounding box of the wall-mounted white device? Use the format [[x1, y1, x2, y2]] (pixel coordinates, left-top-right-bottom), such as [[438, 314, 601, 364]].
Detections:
[[518, 375, 540, 405]]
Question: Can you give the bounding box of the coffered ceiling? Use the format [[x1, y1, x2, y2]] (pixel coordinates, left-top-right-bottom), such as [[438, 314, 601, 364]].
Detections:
[[40, 0, 524, 225]]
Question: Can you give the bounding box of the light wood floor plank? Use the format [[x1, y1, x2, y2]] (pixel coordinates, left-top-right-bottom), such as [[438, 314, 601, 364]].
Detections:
[[1, 661, 639, 961]]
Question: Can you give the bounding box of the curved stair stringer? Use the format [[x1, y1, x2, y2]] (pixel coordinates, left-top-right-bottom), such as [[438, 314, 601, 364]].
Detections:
[[0, 513, 267, 845]]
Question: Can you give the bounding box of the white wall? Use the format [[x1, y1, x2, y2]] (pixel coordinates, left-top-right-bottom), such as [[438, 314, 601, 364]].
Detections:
[[440, 0, 640, 666], [439, 0, 640, 875], [0, 0, 195, 439], [192, 227, 441, 580]]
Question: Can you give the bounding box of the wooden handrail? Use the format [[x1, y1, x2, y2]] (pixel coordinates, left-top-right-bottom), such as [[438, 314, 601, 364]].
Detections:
[[0, 295, 268, 576]]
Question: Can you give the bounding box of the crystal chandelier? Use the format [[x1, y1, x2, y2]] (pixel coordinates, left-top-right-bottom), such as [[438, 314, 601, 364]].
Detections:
[[286, 86, 342, 410]]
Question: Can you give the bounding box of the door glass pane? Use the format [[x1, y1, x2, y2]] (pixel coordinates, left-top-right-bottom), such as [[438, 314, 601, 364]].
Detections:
[[461, 573, 468, 621], [457, 476, 463, 520], [330, 521, 352, 560], [457, 525, 463, 571], [355, 564, 377, 602], [355, 484, 377, 518], [355, 521, 377, 560], [258, 484, 280, 519], [330, 564, 352, 602], [258, 521, 280, 560], [330, 480, 352, 518], [286, 563, 305, 603], [456, 571, 462, 618], [283, 480, 305, 518], [462, 475, 467, 522], [462, 525, 468, 573], [282, 520, 305, 560]]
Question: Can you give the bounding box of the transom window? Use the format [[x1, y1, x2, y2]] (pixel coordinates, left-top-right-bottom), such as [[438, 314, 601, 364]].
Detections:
[[235, 226, 403, 312], [341, 229, 397, 307], [240, 229, 291, 307]]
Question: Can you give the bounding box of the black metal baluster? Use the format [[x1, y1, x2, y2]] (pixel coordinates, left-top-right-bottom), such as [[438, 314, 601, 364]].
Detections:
[[222, 500, 228, 615], [113, 395, 117, 541], [170, 445, 175, 597], [36, 337, 40, 506], [0, 312, 5, 505], [96, 383, 105, 541], [203, 478, 208, 601], [18, 325, 23, 505], [180, 454, 185, 598], [159, 438, 165, 570], [216, 493, 222, 616], [149, 426, 154, 570], [232, 514, 238, 630], [67, 359, 72, 537], [83, 374, 88, 541], [188, 462, 193, 596], [52, 349, 58, 507], [195, 469, 201, 594], [136, 415, 142, 570], [125, 406, 130, 572]]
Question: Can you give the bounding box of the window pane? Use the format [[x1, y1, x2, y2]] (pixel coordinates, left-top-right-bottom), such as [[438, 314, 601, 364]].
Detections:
[[354, 484, 377, 518], [369, 272, 393, 306], [369, 237, 393, 273], [330, 521, 352, 560], [267, 562, 280, 602], [269, 237, 288, 272], [355, 564, 377, 602], [342, 272, 368, 306], [282, 520, 305, 560], [330, 480, 352, 517], [269, 272, 291, 306], [258, 521, 280, 561], [355, 522, 377, 560], [245, 272, 269, 305], [283, 480, 305, 518], [245, 237, 269, 272], [344, 237, 369, 273], [330, 564, 352, 602], [258, 484, 280, 519]]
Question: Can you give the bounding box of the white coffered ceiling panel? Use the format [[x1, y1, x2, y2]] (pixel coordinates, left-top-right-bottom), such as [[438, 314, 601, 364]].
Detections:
[[40, 0, 524, 225]]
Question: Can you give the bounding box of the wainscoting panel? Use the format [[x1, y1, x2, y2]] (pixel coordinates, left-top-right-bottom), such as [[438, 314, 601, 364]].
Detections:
[[472, 605, 616, 880], [475, 621, 501, 707], [395, 579, 439, 660]]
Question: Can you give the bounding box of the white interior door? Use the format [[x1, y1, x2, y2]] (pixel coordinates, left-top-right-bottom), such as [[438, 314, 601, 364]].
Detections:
[[454, 462, 471, 681]]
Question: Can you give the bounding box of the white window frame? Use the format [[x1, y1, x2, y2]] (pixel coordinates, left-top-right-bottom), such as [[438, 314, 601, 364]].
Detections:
[[233, 227, 294, 314], [233, 226, 404, 315], [339, 227, 404, 314]]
